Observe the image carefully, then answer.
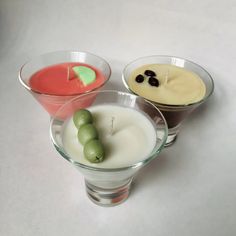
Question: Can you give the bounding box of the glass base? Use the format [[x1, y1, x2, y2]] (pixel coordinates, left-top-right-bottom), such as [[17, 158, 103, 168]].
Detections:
[[165, 133, 178, 147], [164, 125, 181, 147], [85, 179, 132, 207]]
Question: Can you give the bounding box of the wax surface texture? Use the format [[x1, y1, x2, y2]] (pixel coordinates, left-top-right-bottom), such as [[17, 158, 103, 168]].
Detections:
[[128, 64, 206, 105], [62, 104, 157, 168], [29, 62, 106, 95]]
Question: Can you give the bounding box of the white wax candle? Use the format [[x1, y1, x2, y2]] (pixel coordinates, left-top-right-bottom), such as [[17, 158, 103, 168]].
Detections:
[[62, 104, 157, 168]]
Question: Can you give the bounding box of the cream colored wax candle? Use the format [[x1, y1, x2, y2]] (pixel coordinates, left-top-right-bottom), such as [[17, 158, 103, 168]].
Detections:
[[128, 64, 206, 105]]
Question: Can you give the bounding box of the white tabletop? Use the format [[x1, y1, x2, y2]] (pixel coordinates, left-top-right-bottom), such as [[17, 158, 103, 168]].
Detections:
[[1, 0, 236, 235]]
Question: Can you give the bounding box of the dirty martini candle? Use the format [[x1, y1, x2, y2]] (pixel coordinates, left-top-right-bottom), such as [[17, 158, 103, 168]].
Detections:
[[50, 91, 168, 206], [62, 104, 157, 168]]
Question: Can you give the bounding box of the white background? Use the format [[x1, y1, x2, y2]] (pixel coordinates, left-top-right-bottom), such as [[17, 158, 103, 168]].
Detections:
[[0, 0, 236, 235]]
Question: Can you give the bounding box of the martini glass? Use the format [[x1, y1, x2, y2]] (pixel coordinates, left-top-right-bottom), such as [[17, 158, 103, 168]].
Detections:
[[122, 55, 214, 146], [50, 90, 168, 206], [19, 50, 111, 117]]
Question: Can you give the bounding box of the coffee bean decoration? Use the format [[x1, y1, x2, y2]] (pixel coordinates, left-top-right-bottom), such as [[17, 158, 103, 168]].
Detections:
[[144, 70, 156, 77], [135, 74, 145, 83], [148, 77, 159, 87]]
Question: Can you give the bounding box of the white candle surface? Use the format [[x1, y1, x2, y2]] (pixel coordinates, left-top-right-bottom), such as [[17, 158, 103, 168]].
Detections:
[[62, 104, 157, 168]]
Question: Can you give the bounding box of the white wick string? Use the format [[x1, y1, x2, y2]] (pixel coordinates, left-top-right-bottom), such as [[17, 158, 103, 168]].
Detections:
[[165, 69, 169, 84], [67, 66, 70, 81], [110, 116, 115, 135]]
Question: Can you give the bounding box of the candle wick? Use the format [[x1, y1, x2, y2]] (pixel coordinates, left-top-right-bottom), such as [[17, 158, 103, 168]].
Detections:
[[165, 69, 169, 84], [67, 66, 70, 81], [110, 116, 115, 135]]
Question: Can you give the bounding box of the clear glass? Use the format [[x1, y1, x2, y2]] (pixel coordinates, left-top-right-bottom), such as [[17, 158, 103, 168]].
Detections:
[[19, 50, 111, 116], [50, 90, 168, 206], [122, 55, 214, 146]]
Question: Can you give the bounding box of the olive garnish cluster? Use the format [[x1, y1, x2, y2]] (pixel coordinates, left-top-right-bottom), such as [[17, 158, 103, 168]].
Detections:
[[73, 109, 105, 163], [135, 69, 159, 87]]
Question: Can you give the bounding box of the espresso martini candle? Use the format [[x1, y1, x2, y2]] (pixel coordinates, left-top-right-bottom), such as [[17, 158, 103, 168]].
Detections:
[[62, 104, 157, 168], [123, 58, 214, 147]]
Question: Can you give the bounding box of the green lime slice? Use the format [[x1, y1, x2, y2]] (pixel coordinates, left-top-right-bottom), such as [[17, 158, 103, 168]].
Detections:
[[72, 66, 96, 85]]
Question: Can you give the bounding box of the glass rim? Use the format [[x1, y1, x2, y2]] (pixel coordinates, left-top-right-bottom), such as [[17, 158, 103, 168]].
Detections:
[[49, 90, 168, 172], [18, 50, 112, 97], [122, 55, 214, 109]]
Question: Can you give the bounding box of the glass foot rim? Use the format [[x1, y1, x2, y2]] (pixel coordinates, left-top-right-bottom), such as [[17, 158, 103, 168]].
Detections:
[[85, 179, 132, 207], [164, 133, 178, 147]]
